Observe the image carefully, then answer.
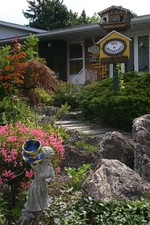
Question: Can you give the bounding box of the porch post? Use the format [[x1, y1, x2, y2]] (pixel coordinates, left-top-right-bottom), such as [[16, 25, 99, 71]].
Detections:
[[113, 64, 119, 91], [82, 41, 86, 83], [134, 36, 138, 72]]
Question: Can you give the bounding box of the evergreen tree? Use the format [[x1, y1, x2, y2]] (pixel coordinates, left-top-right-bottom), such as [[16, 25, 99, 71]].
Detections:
[[78, 10, 100, 25], [23, 0, 70, 29], [23, 0, 100, 30]]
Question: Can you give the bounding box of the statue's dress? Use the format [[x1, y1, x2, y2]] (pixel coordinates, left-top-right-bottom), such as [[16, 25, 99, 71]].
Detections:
[[24, 149, 54, 212]]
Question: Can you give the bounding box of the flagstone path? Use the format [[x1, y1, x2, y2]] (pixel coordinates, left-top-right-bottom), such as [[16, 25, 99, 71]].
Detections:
[[55, 111, 133, 140]]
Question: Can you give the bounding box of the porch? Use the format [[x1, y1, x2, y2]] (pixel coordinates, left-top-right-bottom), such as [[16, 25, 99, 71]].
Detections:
[[72, 66, 109, 86]]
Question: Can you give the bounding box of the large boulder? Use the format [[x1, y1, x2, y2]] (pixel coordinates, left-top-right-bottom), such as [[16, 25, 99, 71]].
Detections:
[[60, 144, 101, 169], [60, 130, 102, 169], [133, 114, 150, 183], [82, 159, 150, 201], [99, 131, 134, 169]]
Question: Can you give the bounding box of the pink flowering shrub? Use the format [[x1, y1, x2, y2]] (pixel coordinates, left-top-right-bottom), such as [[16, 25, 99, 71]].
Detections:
[[0, 122, 64, 194]]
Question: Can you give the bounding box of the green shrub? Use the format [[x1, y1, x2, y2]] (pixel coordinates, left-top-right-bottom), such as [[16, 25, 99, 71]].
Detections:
[[91, 95, 150, 130], [0, 96, 38, 126], [77, 78, 114, 121], [78, 72, 150, 131], [54, 81, 81, 109], [35, 87, 54, 106]]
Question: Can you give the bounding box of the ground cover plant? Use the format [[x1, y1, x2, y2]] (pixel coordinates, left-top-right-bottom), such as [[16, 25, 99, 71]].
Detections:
[[40, 185, 150, 224]]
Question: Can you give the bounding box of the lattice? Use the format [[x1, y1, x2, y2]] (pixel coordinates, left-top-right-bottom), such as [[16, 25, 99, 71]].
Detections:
[[92, 61, 109, 79]]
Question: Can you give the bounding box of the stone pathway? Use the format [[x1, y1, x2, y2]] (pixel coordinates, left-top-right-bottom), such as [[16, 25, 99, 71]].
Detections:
[[55, 111, 133, 140]]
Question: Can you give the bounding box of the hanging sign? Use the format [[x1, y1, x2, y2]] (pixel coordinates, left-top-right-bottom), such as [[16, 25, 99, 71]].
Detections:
[[97, 30, 131, 64], [87, 45, 99, 63], [103, 39, 126, 55], [88, 45, 99, 54]]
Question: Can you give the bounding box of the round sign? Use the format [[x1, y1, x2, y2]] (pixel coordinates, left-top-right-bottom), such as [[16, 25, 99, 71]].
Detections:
[[103, 39, 126, 56]]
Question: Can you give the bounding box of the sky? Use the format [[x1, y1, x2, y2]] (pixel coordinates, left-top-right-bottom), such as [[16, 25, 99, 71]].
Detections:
[[0, 0, 150, 25]]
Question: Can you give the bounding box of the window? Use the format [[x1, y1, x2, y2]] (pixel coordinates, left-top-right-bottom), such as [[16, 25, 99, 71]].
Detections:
[[103, 17, 107, 23], [120, 16, 124, 22], [138, 36, 149, 72], [69, 43, 83, 75]]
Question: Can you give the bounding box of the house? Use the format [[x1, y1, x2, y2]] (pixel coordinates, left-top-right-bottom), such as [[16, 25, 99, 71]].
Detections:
[[1, 6, 150, 85], [0, 20, 46, 41]]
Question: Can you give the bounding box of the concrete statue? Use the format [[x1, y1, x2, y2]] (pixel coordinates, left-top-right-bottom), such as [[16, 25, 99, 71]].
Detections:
[[20, 140, 55, 224]]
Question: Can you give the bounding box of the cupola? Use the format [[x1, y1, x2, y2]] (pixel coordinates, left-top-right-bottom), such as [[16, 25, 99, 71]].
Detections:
[[98, 5, 133, 32]]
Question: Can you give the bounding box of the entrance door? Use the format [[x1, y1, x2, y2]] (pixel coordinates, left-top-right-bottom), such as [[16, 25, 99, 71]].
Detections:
[[68, 42, 84, 82]]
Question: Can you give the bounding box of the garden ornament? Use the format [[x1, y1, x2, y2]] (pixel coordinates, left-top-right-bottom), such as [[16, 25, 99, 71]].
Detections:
[[22, 139, 45, 164], [20, 140, 55, 225]]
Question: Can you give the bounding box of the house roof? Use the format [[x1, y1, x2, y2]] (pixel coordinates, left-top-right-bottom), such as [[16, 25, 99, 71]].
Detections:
[[98, 5, 131, 16], [36, 23, 107, 41], [0, 20, 46, 33], [34, 15, 150, 41], [97, 30, 132, 44], [0, 13, 150, 45], [0, 22, 107, 44], [125, 14, 150, 35]]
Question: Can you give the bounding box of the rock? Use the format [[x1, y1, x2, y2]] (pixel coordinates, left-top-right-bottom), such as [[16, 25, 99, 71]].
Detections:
[[37, 106, 60, 116], [133, 114, 150, 182], [60, 144, 101, 169], [82, 159, 150, 201], [64, 129, 102, 146], [59, 129, 102, 169], [99, 131, 135, 169], [64, 129, 83, 145], [61, 112, 78, 120]]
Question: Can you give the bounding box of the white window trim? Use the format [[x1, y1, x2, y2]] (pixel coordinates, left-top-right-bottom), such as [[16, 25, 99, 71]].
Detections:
[[149, 35, 150, 72], [134, 36, 138, 72]]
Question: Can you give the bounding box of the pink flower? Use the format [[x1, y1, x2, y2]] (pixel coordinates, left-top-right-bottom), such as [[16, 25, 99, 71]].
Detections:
[[0, 148, 7, 157], [0, 177, 3, 184], [0, 125, 8, 135], [7, 136, 17, 142], [4, 155, 12, 162], [11, 149, 18, 160], [30, 128, 47, 139], [0, 122, 65, 195], [20, 181, 31, 190], [2, 170, 15, 179], [25, 170, 34, 178], [55, 166, 61, 174], [48, 134, 64, 157], [19, 161, 23, 167]]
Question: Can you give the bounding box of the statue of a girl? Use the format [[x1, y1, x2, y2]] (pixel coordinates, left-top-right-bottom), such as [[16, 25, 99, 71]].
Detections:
[[20, 140, 55, 224]]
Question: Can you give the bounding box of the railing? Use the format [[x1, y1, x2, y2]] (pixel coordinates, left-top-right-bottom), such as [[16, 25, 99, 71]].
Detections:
[[85, 69, 97, 83], [72, 68, 97, 85], [72, 68, 85, 85]]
